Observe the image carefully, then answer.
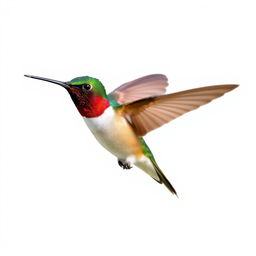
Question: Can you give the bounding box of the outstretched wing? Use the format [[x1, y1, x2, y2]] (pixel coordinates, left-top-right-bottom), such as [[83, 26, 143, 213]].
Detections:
[[108, 74, 168, 105], [123, 84, 238, 136]]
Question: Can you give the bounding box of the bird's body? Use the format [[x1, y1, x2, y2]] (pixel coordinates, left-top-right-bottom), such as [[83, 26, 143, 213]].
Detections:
[[84, 107, 142, 159], [83, 106, 160, 181], [25, 73, 239, 195]]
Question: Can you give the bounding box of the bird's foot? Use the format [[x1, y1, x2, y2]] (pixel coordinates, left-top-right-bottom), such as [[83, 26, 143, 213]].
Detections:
[[118, 159, 133, 170]]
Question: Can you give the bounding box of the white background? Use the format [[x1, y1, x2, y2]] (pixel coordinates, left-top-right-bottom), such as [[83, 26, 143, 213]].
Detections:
[[0, 0, 255, 255]]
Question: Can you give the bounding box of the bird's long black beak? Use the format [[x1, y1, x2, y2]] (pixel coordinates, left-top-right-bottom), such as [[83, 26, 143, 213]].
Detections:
[[24, 74, 70, 89]]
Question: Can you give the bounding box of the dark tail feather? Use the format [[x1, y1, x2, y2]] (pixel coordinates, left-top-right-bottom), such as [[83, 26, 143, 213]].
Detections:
[[151, 160, 177, 196]]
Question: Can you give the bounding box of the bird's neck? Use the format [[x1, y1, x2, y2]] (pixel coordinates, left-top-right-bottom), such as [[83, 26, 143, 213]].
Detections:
[[75, 95, 110, 118]]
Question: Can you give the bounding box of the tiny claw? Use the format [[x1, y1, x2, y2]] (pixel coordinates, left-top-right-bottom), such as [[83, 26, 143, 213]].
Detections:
[[118, 160, 132, 170]]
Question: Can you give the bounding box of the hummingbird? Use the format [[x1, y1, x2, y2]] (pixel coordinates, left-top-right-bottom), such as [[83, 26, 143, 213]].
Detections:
[[25, 74, 238, 195]]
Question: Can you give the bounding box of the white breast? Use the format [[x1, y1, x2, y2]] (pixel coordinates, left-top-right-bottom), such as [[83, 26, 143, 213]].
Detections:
[[84, 107, 115, 131], [83, 107, 138, 159]]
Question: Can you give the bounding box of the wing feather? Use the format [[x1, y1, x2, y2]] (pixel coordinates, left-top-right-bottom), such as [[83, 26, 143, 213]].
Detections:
[[108, 74, 168, 105], [123, 84, 238, 136]]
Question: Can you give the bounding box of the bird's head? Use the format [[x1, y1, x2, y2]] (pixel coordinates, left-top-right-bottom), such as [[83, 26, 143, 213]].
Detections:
[[25, 75, 110, 118]]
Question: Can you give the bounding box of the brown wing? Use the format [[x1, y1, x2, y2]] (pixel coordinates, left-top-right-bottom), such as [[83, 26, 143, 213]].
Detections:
[[108, 74, 168, 104], [123, 84, 239, 136]]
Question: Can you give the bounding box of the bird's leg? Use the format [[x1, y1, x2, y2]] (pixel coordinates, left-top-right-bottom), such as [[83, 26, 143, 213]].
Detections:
[[118, 159, 133, 170]]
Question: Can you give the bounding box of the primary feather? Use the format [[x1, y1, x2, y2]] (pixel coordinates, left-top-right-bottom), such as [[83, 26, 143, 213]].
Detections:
[[122, 84, 238, 136]]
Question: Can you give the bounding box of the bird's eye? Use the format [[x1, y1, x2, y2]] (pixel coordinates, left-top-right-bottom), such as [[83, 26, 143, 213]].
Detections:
[[82, 84, 91, 91]]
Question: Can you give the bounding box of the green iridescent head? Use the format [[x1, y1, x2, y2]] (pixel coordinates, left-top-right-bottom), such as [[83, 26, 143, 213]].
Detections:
[[67, 76, 108, 99]]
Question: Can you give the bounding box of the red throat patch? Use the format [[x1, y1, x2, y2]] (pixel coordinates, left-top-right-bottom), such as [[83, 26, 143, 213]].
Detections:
[[68, 87, 110, 118], [77, 96, 110, 117]]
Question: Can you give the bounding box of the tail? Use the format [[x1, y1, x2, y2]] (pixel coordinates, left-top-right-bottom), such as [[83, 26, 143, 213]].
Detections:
[[137, 137, 177, 196], [151, 159, 177, 196]]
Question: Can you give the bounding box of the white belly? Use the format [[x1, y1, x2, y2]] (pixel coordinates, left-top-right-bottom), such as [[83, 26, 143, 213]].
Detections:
[[84, 108, 160, 182], [83, 107, 139, 159]]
